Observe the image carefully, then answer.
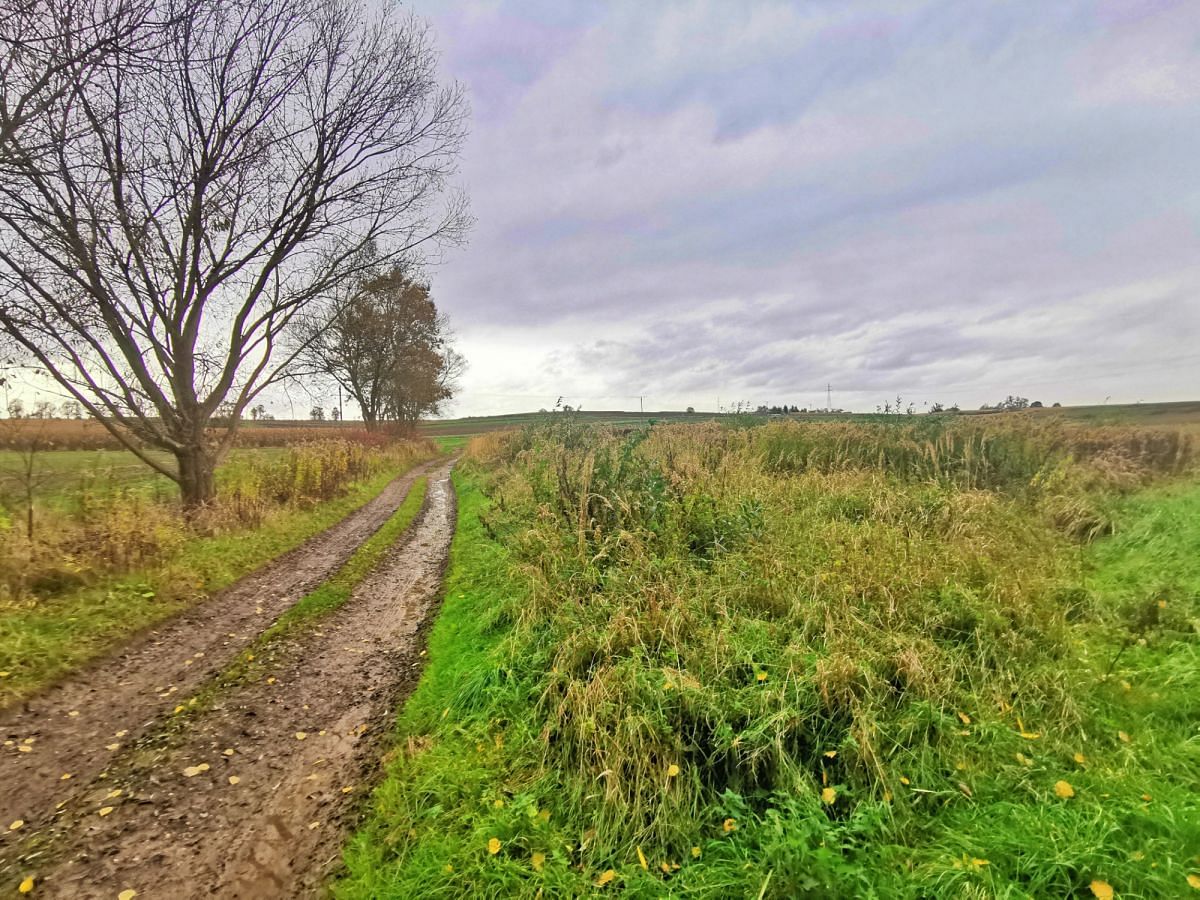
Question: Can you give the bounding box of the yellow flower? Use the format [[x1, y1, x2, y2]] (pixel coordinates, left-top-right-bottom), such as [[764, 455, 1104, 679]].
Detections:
[[636, 846, 647, 870], [1187, 873, 1200, 890], [723, 818, 737, 833], [1074, 752, 1086, 764], [755, 671, 768, 683], [18, 875, 34, 894], [666, 764, 680, 777], [691, 846, 701, 858], [487, 837, 501, 855], [532, 852, 546, 872], [1089, 880, 1114, 900], [821, 787, 837, 805], [595, 869, 615, 887], [1054, 780, 1075, 799]]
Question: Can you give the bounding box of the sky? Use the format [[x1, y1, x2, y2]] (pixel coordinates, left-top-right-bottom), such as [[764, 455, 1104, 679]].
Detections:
[[398, 0, 1200, 416], [5, 0, 1197, 420]]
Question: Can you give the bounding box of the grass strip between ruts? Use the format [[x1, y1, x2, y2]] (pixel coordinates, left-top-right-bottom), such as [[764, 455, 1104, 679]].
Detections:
[[206, 475, 431, 692]]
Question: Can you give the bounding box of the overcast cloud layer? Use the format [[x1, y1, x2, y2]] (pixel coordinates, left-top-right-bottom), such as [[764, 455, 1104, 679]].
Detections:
[[410, 0, 1199, 415]]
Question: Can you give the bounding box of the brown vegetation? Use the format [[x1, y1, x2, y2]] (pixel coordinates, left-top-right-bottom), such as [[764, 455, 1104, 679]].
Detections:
[[0, 439, 433, 604]]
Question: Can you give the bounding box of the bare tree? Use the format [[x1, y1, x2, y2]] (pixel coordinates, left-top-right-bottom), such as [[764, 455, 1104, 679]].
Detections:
[[0, 0, 156, 154], [299, 267, 463, 430], [0, 0, 468, 505]]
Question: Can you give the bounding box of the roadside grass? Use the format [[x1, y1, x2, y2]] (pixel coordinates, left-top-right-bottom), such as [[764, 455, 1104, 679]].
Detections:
[[338, 423, 1199, 898], [0, 458, 430, 705]]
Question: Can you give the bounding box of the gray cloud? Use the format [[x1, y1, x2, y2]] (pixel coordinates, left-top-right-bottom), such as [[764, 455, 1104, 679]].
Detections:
[[408, 0, 1200, 415]]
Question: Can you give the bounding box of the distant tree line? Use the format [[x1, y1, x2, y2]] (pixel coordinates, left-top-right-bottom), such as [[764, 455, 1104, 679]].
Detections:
[[979, 396, 1059, 411], [6, 399, 82, 419]]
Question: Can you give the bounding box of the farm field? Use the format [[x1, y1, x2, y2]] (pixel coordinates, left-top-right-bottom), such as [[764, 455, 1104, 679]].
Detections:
[[418, 399, 1200, 439], [340, 416, 1200, 898], [0, 447, 292, 506], [0, 437, 437, 704]]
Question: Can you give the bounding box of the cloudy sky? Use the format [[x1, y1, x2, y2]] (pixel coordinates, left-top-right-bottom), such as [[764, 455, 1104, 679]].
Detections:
[[408, 0, 1199, 416]]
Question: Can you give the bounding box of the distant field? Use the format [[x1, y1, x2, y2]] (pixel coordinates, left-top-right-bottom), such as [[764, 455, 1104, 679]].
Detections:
[[417, 399, 1200, 437]]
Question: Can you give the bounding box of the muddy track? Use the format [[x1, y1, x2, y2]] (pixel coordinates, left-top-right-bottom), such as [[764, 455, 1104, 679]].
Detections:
[[0, 457, 440, 833], [1, 458, 457, 898]]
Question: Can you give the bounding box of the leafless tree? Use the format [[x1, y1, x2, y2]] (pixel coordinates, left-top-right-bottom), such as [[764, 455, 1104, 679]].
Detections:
[[0, 0, 469, 505], [0, 0, 156, 154]]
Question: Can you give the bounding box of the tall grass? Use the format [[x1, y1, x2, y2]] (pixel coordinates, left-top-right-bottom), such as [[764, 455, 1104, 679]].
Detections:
[[0, 439, 432, 603], [340, 419, 1199, 898]]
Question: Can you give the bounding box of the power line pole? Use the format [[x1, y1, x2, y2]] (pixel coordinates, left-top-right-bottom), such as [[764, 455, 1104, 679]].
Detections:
[[639, 395, 644, 417], [827, 383, 832, 411]]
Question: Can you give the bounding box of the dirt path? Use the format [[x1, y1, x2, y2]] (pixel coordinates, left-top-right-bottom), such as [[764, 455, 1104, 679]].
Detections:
[[1, 459, 457, 898], [0, 458, 439, 833]]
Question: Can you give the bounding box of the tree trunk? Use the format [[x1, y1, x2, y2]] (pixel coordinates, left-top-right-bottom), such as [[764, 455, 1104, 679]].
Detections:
[[175, 444, 217, 509]]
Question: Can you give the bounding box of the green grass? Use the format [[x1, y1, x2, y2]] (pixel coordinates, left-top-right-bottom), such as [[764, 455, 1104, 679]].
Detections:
[[432, 436, 470, 453], [0, 464, 420, 705], [0, 447, 289, 508], [339, 422, 1200, 899], [337, 471, 535, 899]]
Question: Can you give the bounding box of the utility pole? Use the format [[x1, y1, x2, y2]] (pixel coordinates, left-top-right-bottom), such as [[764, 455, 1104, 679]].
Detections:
[[639, 395, 644, 417], [827, 383, 832, 411], [338, 385, 343, 424]]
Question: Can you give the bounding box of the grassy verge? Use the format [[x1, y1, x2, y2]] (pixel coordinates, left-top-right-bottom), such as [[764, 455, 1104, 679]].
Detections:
[[338, 427, 1199, 899], [0, 464, 427, 705], [337, 470, 530, 899]]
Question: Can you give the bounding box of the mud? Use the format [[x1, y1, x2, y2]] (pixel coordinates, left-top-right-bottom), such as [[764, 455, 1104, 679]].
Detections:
[[1, 459, 457, 898], [0, 458, 438, 832]]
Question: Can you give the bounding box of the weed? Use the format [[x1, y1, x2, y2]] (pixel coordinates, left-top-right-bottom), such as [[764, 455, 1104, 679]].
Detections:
[[341, 420, 1199, 898]]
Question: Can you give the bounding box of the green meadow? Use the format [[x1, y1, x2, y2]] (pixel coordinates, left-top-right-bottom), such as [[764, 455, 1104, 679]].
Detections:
[[341, 417, 1200, 898]]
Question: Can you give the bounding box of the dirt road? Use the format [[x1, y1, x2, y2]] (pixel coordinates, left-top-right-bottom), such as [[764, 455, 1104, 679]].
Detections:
[[0, 458, 457, 897]]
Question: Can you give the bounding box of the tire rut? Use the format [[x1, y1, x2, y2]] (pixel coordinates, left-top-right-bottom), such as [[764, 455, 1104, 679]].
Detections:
[[0, 458, 439, 834], [4, 459, 457, 898]]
